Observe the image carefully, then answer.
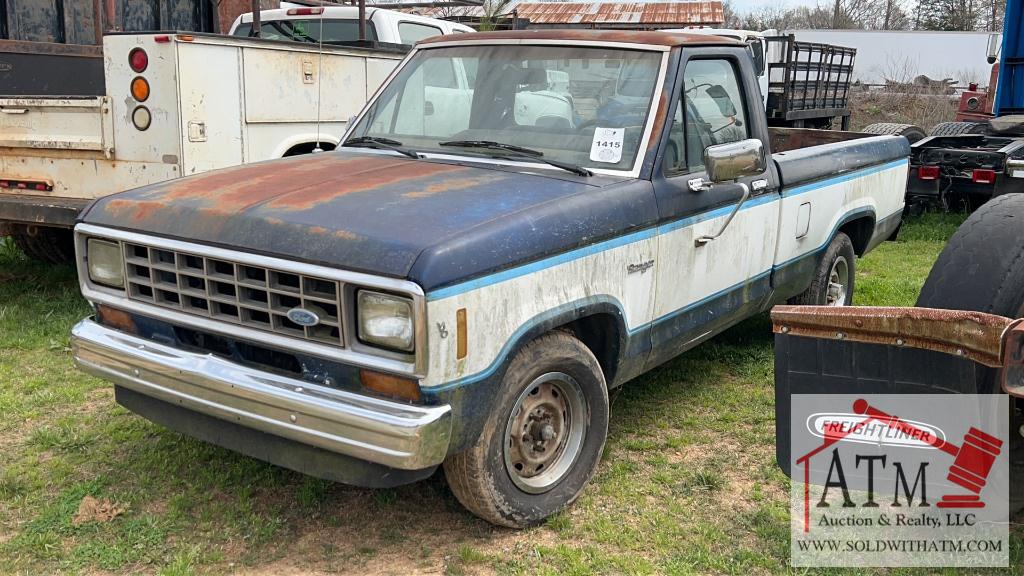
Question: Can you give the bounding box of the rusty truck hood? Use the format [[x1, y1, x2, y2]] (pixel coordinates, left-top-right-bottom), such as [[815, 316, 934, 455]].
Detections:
[[82, 151, 610, 281]]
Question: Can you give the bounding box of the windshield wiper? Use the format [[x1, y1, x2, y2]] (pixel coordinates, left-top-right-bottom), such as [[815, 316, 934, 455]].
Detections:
[[342, 136, 421, 159], [439, 140, 592, 177]]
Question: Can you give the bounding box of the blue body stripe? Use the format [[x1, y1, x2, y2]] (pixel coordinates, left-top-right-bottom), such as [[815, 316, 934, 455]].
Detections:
[[780, 158, 907, 198], [427, 159, 907, 302], [424, 160, 907, 391]]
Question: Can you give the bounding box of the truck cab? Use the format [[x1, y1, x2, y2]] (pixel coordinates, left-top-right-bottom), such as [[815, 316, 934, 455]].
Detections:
[[228, 6, 475, 44]]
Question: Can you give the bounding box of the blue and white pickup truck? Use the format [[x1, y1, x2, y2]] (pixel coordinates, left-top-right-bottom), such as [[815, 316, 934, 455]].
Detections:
[[70, 30, 908, 527]]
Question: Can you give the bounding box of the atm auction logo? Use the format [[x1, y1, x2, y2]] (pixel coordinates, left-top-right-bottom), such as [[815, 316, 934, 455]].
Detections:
[[790, 394, 1009, 568]]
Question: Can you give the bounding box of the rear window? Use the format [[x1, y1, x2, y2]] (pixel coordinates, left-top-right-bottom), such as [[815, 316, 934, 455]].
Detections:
[[233, 18, 378, 43], [397, 22, 443, 44]]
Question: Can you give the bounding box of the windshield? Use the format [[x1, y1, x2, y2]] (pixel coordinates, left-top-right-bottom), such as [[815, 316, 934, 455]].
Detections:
[[348, 45, 663, 172], [233, 19, 378, 43]]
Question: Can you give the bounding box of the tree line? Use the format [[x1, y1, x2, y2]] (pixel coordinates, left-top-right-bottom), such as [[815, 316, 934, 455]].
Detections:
[[723, 0, 1005, 31]]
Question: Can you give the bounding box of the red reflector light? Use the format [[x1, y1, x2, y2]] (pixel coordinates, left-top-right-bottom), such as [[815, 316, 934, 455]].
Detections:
[[154, 35, 171, 43], [0, 178, 53, 191], [972, 169, 996, 184], [286, 7, 323, 15], [918, 165, 940, 180], [128, 48, 148, 73]]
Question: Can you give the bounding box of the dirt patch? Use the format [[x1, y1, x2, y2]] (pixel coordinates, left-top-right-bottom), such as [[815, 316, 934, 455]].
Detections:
[[72, 496, 126, 525]]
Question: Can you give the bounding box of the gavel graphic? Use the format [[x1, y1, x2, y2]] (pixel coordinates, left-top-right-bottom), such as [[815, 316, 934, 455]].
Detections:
[[848, 399, 1003, 508]]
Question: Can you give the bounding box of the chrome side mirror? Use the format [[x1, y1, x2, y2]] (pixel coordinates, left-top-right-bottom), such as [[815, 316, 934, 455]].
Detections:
[[704, 138, 766, 184], [694, 138, 767, 246]]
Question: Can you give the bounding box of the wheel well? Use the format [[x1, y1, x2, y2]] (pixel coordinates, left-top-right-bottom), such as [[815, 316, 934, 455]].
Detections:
[[838, 215, 875, 256], [558, 313, 622, 386], [283, 142, 336, 157]]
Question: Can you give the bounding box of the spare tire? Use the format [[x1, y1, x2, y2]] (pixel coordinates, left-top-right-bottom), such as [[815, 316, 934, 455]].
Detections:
[[861, 122, 927, 143], [916, 193, 1024, 512], [929, 121, 986, 136]]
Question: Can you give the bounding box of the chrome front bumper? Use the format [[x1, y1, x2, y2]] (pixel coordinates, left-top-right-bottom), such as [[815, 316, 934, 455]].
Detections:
[[71, 319, 452, 470]]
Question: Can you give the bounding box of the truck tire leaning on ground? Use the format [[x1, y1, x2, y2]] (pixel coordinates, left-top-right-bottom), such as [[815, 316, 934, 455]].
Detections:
[[788, 232, 855, 306], [916, 193, 1024, 512], [443, 331, 610, 528], [928, 121, 986, 137], [860, 122, 927, 144], [10, 225, 75, 264]]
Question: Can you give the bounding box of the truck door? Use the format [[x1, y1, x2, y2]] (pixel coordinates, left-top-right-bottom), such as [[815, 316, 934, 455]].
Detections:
[[648, 50, 781, 367]]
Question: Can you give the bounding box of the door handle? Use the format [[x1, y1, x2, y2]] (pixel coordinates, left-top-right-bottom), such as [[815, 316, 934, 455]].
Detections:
[[695, 183, 750, 246], [1, 108, 28, 114]]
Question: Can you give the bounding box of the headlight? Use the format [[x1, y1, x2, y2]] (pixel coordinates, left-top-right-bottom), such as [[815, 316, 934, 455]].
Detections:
[[357, 290, 414, 352], [87, 238, 125, 288]]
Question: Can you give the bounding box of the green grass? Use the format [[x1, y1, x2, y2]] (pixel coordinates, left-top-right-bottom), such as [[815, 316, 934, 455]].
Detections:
[[1, 212, 1019, 574]]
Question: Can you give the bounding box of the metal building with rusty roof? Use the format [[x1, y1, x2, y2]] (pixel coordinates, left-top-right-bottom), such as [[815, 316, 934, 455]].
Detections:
[[514, 1, 724, 29]]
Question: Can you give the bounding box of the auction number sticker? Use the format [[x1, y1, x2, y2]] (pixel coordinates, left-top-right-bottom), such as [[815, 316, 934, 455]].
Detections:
[[590, 127, 624, 163]]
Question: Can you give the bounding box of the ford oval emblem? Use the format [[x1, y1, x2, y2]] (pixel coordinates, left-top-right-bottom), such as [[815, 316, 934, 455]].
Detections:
[[287, 307, 320, 327]]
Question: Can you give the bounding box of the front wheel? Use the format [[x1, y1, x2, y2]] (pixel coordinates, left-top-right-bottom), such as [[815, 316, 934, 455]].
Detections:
[[789, 232, 855, 306], [444, 331, 609, 528]]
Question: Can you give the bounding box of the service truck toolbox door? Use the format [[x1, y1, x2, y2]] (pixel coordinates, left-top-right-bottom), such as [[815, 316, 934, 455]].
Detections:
[[0, 97, 113, 155]]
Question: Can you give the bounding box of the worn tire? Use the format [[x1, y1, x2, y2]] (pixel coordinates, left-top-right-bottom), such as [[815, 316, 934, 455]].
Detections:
[[861, 122, 927, 144], [10, 225, 75, 264], [916, 193, 1024, 512], [929, 121, 986, 137], [443, 331, 609, 528], [788, 232, 856, 306]]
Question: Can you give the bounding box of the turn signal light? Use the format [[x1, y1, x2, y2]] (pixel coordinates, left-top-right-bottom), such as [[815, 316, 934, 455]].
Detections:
[[917, 165, 940, 180], [128, 48, 148, 73], [360, 369, 421, 402], [130, 77, 150, 102], [972, 169, 996, 184]]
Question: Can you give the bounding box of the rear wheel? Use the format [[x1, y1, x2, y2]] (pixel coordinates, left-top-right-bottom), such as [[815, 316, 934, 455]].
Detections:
[[916, 193, 1024, 512], [9, 224, 75, 264], [929, 121, 986, 136], [861, 122, 927, 144], [444, 331, 609, 528], [789, 233, 855, 306]]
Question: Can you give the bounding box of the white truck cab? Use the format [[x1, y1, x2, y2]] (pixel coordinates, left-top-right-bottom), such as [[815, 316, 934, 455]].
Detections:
[[229, 6, 474, 45]]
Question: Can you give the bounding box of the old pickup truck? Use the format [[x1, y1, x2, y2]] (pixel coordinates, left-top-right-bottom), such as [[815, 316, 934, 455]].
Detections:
[[70, 30, 908, 527]]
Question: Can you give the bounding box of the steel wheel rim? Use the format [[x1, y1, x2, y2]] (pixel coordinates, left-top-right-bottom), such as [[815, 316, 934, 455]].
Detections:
[[826, 255, 850, 306], [503, 372, 588, 494]]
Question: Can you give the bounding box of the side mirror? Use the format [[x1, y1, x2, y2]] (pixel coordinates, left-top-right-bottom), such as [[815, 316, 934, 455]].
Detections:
[[704, 138, 766, 183]]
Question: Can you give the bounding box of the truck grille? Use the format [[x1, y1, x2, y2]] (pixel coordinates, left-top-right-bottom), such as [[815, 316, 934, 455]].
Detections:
[[122, 242, 345, 347]]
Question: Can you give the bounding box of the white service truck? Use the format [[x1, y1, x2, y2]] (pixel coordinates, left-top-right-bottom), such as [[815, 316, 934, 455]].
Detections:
[[0, 8, 469, 263]]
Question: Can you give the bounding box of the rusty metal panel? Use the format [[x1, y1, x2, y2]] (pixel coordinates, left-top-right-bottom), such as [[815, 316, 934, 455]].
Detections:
[[4, 0, 62, 42], [513, 2, 723, 27], [770, 305, 1015, 369], [767, 127, 872, 154], [115, 0, 212, 34], [0, 96, 112, 153], [0, 40, 104, 95]]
